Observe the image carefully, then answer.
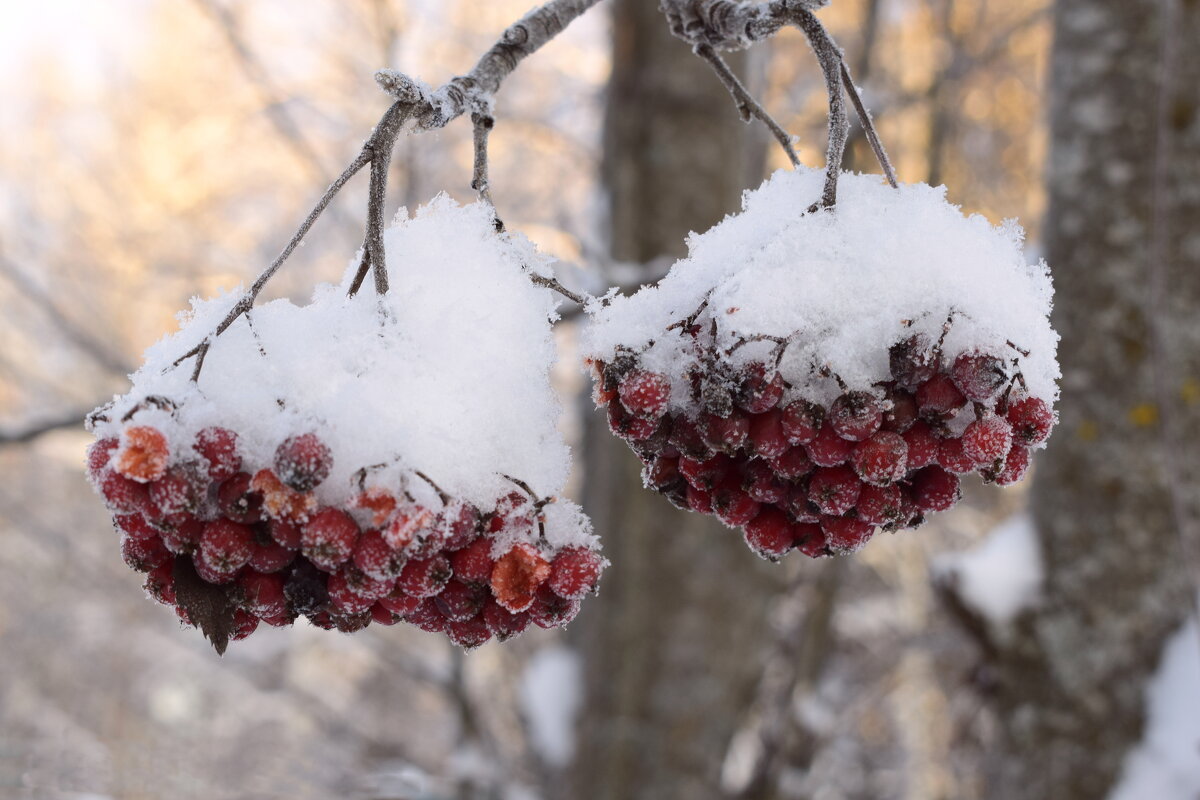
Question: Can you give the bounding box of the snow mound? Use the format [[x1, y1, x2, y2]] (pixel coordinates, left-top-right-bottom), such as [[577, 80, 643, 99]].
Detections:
[[583, 168, 1059, 409], [91, 195, 593, 550]]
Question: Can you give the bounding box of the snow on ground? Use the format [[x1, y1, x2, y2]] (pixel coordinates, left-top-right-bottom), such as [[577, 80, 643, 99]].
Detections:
[[1109, 609, 1200, 800]]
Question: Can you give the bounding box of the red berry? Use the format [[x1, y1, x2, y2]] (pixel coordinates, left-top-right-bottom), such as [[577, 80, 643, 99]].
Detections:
[[1007, 397, 1055, 446], [821, 515, 875, 554], [99, 470, 152, 514], [115, 425, 170, 483], [736, 363, 784, 414], [199, 519, 254, 573], [830, 391, 883, 442], [743, 508, 794, 561], [216, 472, 264, 524], [700, 411, 750, 454], [231, 609, 259, 641], [371, 603, 403, 626], [548, 547, 605, 599], [618, 370, 671, 419], [194, 550, 241, 584], [807, 466, 862, 516], [529, 585, 581, 629], [882, 388, 919, 433], [121, 531, 170, 572], [748, 408, 789, 459], [490, 543, 551, 612], [342, 565, 395, 601], [251, 469, 317, 524], [274, 433, 332, 492], [781, 400, 825, 445], [937, 436, 977, 474], [645, 454, 683, 491], [712, 483, 761, 527], [194, 427, 240, 482], [352, 529, 406, 580], [377, 585, 422, 616], [991, 445, 1031, 486], [793, 523, 828, 558], [86, 437, 119, 482], [916, 374, 966, 419], [686, 484, 713, 514], [608, 403, 660, 441], [679, 453, 734, 491], [911, 467, 961, 512], [852, 431, 908, 486], [962, 415, 1014, 467], [786, 483, 820, 523], [805, 422, 854, 467], [144, 558, 176, 605], [856, 484, 907, 528], [327, 568, 375, 613], [331, 609, 372, 633], [890, 335, 938, 389], [238, 570, 287, 617], [383, 504, 437, 553], [435, 580, 488, 622], [951, 352, 1008, 403], [148, 464, 204, 516], [441, 503, 482, 551], [482, 599, 531, 641], [398, 554, 453, 598], [903, 421, 941, 471], [766, 446, 813, 480], [268, 519, 302, 549], [351, 488, 398, 528], [248, 538, 295, 573], [451, 537, 497, 586], [447, 615, 493, 650], [667, 416, 710, 459], [743, 459, 788, 504], [301, 508, 360, 571], [404, 597, 447, 633]]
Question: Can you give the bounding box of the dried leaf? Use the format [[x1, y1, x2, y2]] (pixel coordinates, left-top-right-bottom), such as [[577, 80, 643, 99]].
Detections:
[[173, 556, 236, 656]]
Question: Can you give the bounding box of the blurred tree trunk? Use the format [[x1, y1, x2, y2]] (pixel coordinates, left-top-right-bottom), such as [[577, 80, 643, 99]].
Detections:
[[970, 1, 1200, 797], [565, 3, 780, 799]]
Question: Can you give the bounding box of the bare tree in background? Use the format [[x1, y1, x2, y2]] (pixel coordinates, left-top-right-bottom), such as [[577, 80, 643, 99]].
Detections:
[[950, 1, 1200, 797]]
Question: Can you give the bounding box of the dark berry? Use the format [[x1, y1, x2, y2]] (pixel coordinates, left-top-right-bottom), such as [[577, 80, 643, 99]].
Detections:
[[736, 363, 785, 414], [881, 388, 918, 433], [435, 580, 487, 622], [529, 585, 581, 629], [890, 334, 938, 389], [667, 416, 710, 459], [794, 523, 828, 558]]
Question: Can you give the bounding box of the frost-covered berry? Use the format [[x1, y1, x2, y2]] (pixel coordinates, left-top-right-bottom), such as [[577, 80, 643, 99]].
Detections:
[[326, 569, 375, 614], [548, 547, 605, 599], [482, 599, 531, 642], [194, 551, 240, 584], [743, 508, 794, 561], [748, 408, 789, 459], [786, 483, 820, 524], [991, 445, 1031, 486], [889, 335, 938, 389], [115, 426, 170, 483], [232, 610, 259, 642], [766, 446, 813, 480], [951, 352, 1008, 403], [712, 482, 761, 527], [352, 529, 406, 581], [194, 427, 240, 482], [251, 470, 317, 524], [148, 464, 204, 516], [911, 467, 961, 512], [398, 554, 452, 598], [405, 598, 447, 633], [490, 543, 551, 612], [435, 580, 487, 622], [686, 484, 713, 514], [352, 488, 398, 528], [937, 437, 977, 475], [856, 484, 906, 527], [199, 519, 255, 574], [829, 392, 883, 442], [618, 370, 671, 419], [99, 470, 152, 514], [274, 433, 332, 492], [806, 422, 854, 467], [121, 530, 170, 572], [916, 375, 966, 419], [447, 615, 493, 650], [451, 537, 497, 587], [268, 519, 302, 550], [238, 570, 287, 618], [371, 603, 403, 626], [881, 388, 918, 433], [440, 503, 481, 551], [962, 415, 1014, 467], [383, 503, 437, 552], [529, 585, 581, 629], [667, 416, 710, 459], [608, 404, 660, 441], [821, 515, 874, 554], [342, 564, 395, 601], [679, 453, 734, 491], [852, 432, 908, 486], [87, 437, 119, 482], [743, 460, 788, 504], [1007, 397, 1055, 446], [793, 523, 828, 558], [377, 585, 421, 616], [144, 558, 176, 605], [781, 399, 825, 445], [301, 508, 360, 572], [645, 454, 683, 491], [700, 411, 750, 454], [808, 466, 862, 516], [216, 472, 264, 524], [248, 538, 295, 573], [903, 421, 941, 471], [736, 363, 785, 414]]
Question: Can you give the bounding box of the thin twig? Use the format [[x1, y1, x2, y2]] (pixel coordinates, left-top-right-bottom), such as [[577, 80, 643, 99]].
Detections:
[[794, 9, 849, 211], [694, 43, 800, 166], [471, 112, 505, 231], [529, 273, 587, 305], [840, 61, 897, 187]]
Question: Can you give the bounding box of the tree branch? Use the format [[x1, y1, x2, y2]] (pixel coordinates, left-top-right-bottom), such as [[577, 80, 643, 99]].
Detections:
[[694, 43, 800, 166]]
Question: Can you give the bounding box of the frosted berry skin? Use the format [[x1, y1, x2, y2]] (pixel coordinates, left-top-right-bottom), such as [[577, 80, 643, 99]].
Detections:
[[435, 580, 487, 622], [529, 585, 581, 629], [961, 415, 1014, 467], [482, 600, 531, 642], [1007, 397, 1055, 446], [852, 432, 909, 486], [199, 519, 255, 573], [902, 421, 941, 471], [618, 370, 671, 419], [748, 408, 789, 459], [829, 392, 883, 442], [808, 466, 862, 516], [301, 508, 360, 572], [766, 446, 813, 480], [889, 335, 938, 389], [405, 598, 447, 633], [450, 538, 497, 586], [398, 554, 453, 599], [736, 363, 785, 414], [911, 467, 961, 512], [743, 508, 794, 561], [490, 543, 551, 612], [951, 352, 1008, 403], [821, 516, 874, 554], [781, 399, 825, 445], [548, 546, 606, 599], [700, 411, 750, 454], [87, 438, 119, 482], [352, 529, 406, 581], [990, 445, 1031, 486], [937, 437, 978, 475], [806, 422, 854, 467], [217, 472, 264, 524], [194, 427, 240, 482], [916, 374, 967, 419], [856, 484, 906, 528], [447, 616, 493, 650], [274, 433, 332, 492]]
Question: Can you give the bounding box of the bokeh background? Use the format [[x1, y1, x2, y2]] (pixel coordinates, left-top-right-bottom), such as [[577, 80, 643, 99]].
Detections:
[[0, 1, 1196, 799]]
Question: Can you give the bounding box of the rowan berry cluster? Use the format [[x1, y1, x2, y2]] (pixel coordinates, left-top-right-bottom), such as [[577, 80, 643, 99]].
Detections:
[[88, 418, 605, 651], [592, 321, 1055, 561]]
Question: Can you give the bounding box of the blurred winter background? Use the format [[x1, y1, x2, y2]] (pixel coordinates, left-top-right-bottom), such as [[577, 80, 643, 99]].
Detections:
[[0, 1, 1195, 799]]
